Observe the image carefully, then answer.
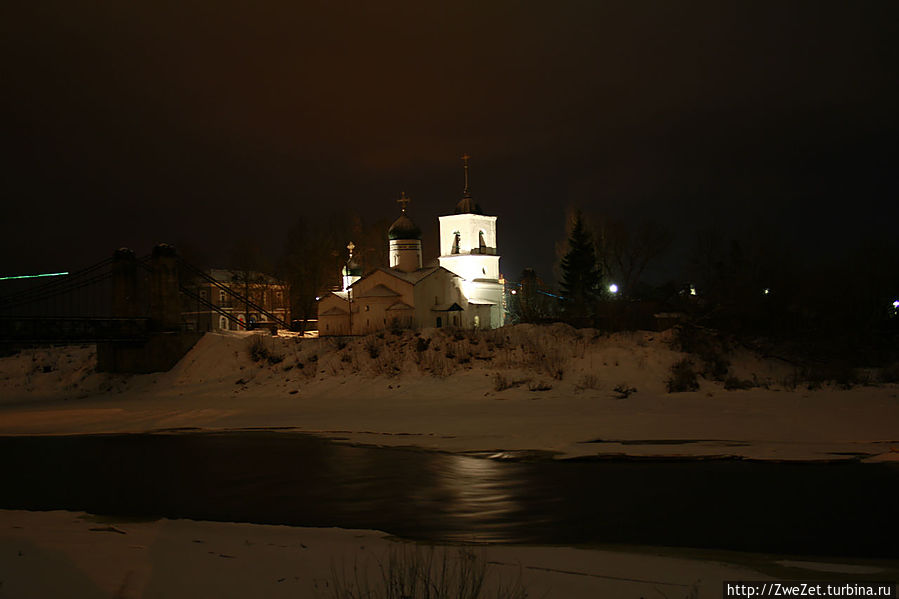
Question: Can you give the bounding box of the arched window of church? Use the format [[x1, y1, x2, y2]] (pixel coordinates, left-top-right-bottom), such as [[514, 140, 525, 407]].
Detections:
[[452, 232, 461, 254], [219, 316, 227, 330], [478, 230, 486, 254]]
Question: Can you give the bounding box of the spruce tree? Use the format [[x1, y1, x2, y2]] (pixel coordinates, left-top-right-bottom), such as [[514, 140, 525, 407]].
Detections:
[[560, 211, 601, 320]]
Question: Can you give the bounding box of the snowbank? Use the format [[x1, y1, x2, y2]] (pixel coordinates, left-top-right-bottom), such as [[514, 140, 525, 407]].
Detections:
[[1, 327, 897, 461]]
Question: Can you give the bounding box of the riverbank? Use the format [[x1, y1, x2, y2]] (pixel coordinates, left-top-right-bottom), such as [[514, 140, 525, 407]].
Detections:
[[3, 509, 896, 599], [1, 328, 897, 461]]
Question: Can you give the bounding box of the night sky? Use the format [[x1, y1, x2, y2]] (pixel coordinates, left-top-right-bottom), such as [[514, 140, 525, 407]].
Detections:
[[3, 1, 897, 283]]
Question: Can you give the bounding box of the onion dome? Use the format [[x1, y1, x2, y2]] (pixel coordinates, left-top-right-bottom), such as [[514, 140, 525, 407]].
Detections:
[[388, 213, 422, 240], [388, 192, 422, 240], [454, 195, 482, 215], [342, 257, 363, 277]]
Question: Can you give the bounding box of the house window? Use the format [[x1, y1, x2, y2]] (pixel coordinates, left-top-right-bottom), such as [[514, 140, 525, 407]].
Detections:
[[219, 290, 226, 304], [365, 305, 370, 311], [436, 317, 442, 328], [219, 316, 227, 330], [200, 289, 207, 300]]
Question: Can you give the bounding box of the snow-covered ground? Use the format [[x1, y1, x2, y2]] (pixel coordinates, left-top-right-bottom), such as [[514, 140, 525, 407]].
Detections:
[[1, 327, 897, 461], [3, 509, 896, 599], [2, 328, 897, 598]]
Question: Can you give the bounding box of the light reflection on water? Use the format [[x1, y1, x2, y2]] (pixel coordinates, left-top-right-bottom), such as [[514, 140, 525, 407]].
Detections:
[[0, 432, 896, 557], [438, 454, 525, 541]]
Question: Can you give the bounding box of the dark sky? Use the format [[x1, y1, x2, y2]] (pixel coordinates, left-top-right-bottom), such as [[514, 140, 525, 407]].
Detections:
[[2, 0, 897, 283]]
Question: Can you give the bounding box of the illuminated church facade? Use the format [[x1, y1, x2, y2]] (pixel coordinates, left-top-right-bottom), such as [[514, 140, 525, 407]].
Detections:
[[318, 156, 505, 336]]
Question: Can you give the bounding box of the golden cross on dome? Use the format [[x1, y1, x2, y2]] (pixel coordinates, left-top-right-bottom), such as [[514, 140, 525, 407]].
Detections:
[[397, 191, 410, 213], [346, 241, 355, 259]]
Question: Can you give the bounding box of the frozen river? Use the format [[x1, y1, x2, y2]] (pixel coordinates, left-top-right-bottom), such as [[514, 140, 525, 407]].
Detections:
[[2, 431, 896, 558]]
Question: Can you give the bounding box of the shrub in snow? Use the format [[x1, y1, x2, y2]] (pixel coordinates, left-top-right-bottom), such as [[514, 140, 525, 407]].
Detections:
[[667, 359, 699, 393], [613, 383, 636, 398], [672, 325, 731, 381], [724, 376, 754, 390], [576, 373, 600, 391], [247, 335, 269, 363], [318, 545, 528, 599], [493, 372, 511, 392], [528, 380, 553, 392]]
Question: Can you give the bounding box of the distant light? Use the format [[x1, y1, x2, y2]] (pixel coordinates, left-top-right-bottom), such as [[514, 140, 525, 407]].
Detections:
[[0, 271, 68, 281], [763, 288, 770, 295], [893, 300, 899, 309], [608, 284, 618, 294], [315, 296, 320, 301], [510, 290, 517, 295], [689, 285, 697, 296]]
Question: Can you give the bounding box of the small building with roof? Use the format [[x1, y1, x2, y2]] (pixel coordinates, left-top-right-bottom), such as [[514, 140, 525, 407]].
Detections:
[[318, 157, 505, 335]]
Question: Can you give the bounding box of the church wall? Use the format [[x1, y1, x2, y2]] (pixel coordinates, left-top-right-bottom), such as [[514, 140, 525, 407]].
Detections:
[[388, 239, 423, 272], [412, 270, 465, 329], [348, 270, 414, 335], [318, 294, 351, 336]]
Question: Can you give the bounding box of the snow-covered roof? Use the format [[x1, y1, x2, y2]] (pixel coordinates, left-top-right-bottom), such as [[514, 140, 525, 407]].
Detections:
[[431, 302, 464, 312], [355, 284, 401, 298], [348, 266, 458, 289], [467, 299, 497, 306], [319, 306, 349, 316]]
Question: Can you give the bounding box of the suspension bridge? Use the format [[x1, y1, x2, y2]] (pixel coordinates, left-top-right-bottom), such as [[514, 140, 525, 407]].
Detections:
[[0, 244, 290, 373]]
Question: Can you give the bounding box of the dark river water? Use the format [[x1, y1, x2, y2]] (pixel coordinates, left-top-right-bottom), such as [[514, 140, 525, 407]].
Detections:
[[1, 432, 896, 558]]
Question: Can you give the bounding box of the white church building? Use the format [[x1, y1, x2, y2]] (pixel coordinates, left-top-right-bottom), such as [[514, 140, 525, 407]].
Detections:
[[318, 157, 505, 336]]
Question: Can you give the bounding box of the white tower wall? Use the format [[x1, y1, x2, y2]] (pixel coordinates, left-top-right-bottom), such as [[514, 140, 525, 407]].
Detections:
[[438, 213, 504, 327], [389, 239, 422, 273]]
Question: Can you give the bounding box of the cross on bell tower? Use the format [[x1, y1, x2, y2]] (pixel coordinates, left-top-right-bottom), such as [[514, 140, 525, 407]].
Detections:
[[461, 154, 471, 198]]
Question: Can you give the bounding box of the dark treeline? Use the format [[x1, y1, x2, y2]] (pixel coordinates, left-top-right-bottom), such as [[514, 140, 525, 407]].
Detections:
[[511, 209, 899, 370]]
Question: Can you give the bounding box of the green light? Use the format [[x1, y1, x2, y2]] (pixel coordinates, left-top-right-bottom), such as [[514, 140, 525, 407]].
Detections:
[[0, 272, 69, 281]]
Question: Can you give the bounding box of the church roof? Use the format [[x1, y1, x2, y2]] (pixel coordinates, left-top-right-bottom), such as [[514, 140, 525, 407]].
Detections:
[[388, 213, 422, 240], [355, 284, 401, 298], [319, 305, 349, 316], [431, 302, 464, 312], [386, 301, 414, 311]]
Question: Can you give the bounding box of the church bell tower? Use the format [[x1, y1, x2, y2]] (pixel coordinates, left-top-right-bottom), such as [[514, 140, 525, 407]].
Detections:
[[438, 155, 504, 327]]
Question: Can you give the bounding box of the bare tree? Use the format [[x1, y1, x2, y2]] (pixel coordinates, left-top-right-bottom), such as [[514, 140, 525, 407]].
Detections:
[[598, 218, 673, 298], [279, 211, 391, 332]]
